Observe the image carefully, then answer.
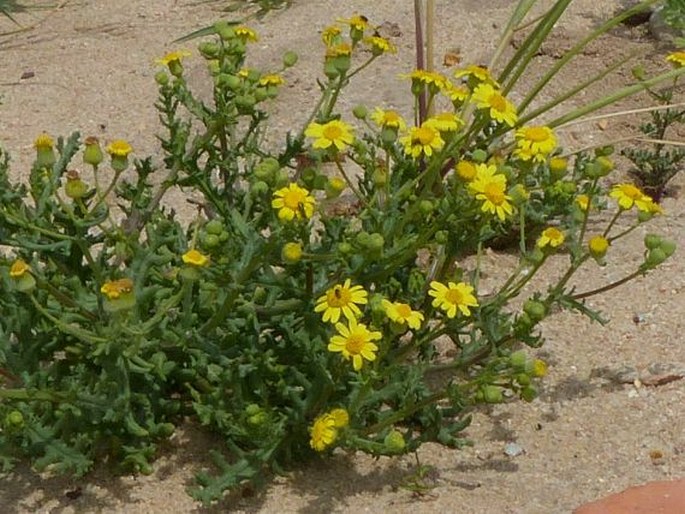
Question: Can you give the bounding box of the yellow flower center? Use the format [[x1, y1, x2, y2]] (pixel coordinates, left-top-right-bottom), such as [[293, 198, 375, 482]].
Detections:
[[489, 93, 507, 112], [283, 189, 305, 210], [415, 127, 436, 145], [525, 127, 549, 142], [345, 333, 366, 355], [384, 112, 400, 124], [621, 184, 642, 199], [484, 183, 505, 205], [323, 125, 343, 141], [326, 286, 352, 307], [457, 161, 477, 180], [396, 304, 412, 319], [445, 288, 463, 305]]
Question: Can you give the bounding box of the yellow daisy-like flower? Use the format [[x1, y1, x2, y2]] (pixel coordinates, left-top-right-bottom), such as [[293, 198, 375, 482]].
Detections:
[[441, 81, 470, 103], [182, 249, 210, 267], [454, 64, 498, 85], [399, 123, 445, 159], [156, 50, 191, 67], [325, 42, 352, 58], [666, 51, 685, 68], [642, 196, 664, 215], [258, 74, 284, 87], [514, 126, 557, 162], [576, 194, 590, 212], [468, 164, 514, 221], [588, 235, 609, 259], [329, 408, 349, 428], [271, 183, 316, 222], [401, 69, 447, 90], [425, 112, 463, 133], [609, 183, 653, 212], [235, 26, 258, 43], [382, 299, 424, 330], [471, 83, 518, 127], [9, 259, 30, 278], [328, 317, 381, 371], [106, 140, 132, 158], [34, 133, 54, 150], [305, 120, 355, 152], [309, 413, 337, 452], [100, 278, 134, 300], [337, 14, 369, 32], [370, 108, 406, 131], [428, 281, 478, 318], [314, 279, 368, 323], [537, 227, 565, 249], [455, 160, 478, 181], [364, 36, 396, 55], [321, 25, 343, 46]]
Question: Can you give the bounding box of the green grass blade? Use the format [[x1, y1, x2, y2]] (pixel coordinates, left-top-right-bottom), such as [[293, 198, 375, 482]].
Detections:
[[172, 19, 242, 44]]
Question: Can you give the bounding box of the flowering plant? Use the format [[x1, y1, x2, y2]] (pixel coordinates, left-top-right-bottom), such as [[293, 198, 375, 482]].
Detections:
[[0, 1, 682, 504]]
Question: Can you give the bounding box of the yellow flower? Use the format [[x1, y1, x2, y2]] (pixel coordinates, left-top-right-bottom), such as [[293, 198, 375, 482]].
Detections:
[[34, 133, 54, 150], [325, 42, 352, 58], [100, 278, 134, 300], [471, 83, 518, 127], [321, 25, 342, 46], [258, 74, 284, 87], [642, 196, 664, 215], [329, 408, 349, 428], [455, 160, 478, 181], [402, 69, 447, 90], [537, 227, 565, 249], [235, 26, 258, 43], [428, 281, 478, 318], [9, 259, 30, 278], [576, 194, 590, 212], [364, 36, 396, 55], [337, 14, 369, 32], [514, 126, 557, 162], [532, 359, 548, 377], [441, 81, 470, 103], [282, 242, 303, 264], [156, 50, 191, 67], [588, 235, 609, 259], [399, 123, 445, 159], [454, 64, 498, 85], [609, 183, 653, 212], [666, 51, 685, 68], [106, 140, 132, 158], [382, 300, 424, 330], [314, 279, 368, 323], [238, 68, 252, 79], [425, 112, 463, 133], [468, 164, 514, 220], [272, 183, 316, 222], [309, 413, 337, 452], [328, 317, 381, 371], [305, 120, 354, 152], [370, 108, 406, 131], [182, 249, 210, 267]]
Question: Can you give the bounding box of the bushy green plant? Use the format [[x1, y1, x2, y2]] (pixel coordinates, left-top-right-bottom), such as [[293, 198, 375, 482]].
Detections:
[[1, 0, 683, 504]]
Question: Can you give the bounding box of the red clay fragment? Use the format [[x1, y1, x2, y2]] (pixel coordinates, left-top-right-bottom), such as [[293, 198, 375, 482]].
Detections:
[[574, 479, 685, 514]]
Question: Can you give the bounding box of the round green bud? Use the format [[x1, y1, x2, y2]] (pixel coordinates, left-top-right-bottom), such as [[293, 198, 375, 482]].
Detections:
[[338, 241, 353, 255], [367, 233, 385, 251], [381, 127, 398, 145], [435, 230, 448, 244], [254, 157, 279, 183], [245, 403, 261, 416], [373, 168, 388, 187], [523, 299, 546, 322], [202, 233, 220, 249], [216, 73, 241, 91], [6, 410, 24, 427], [65, 177, 88, 200], [596, 156, 614, 174], [205, 219, 224, 235], [248, 412, 268, 426], [352, 104, 368, 119], [419, 200, 434, 215], [235, 95, 256, 113], [660, 239, 676, 257], [198, 42, 220, 59], [644, 234, 662, 250], [250, 180, 269, 196], [252, 286, 267, 304], [154, 71, 169, 86], [516, 373, 531, 386], [218, 26, 235, 41], [384, 430, 406, 453], [471, 149, 488, 163], [594, 145, 615, 157], [483, 386, 503, 404], [324, 60, 339, 79], [325, 177, 346, 198], [520, 386, 537, 402], [646, 248, 667, 268], [83, 137, 104, 167], [527, 248, 545, 265], [283, 50, 298, 68], [254, 87, 269, 102], [274, 169, 290, 188], [356, 231, 371, 247], [509, 350, 528, 370]]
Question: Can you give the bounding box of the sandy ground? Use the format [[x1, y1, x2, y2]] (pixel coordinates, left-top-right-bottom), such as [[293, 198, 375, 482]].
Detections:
[[0, 1, 684, 512]]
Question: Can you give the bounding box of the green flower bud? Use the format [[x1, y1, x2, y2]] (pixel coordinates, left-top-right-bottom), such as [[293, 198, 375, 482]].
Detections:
[[588, 235, 609, 261], [660, 239, 676, 257], [596, 156, 614, 174], [527, 248, 545, 265], [520, 386, 537, 402], [217, 73, 242, 91], [594, 145, 615, 157], [248, 412, 268, 426], [254, 87, 269, 102], [373, 168, 388, 187], [645, 248, 667, 268], [274, 169, 290, 188], [155, 71, 169, 86], [367, 233, 385, 251], [644, 234, 662, 250], [199, 41, 220, 59], [235, 95, 257, 114], [324, 60, 339, 79], [509, 350, 528, 370], [202, 233, 220, 249], [482, 386, 503, 404], [523, 300, 546, 322], [252, 286, 267, 304], [282, 242, 303, 264], [218, 26, 235, 41], [338, 241, 353, 255], [254, 157, 279, 183], [515, 373, 531, 386], [245, 403, 261, 416], [419, 200, 434, 215], [325, 176, 346, 198], [352, 104, 368, 119], [250, 180, 269, 196], [380, 127, 398, 145], [64, 170, 88, 200], [383, 430, 406, 453], [283, 50, 298, 68], [549, 156, 568, 180], [435, 230, 448, 244], [83, 136, 104, 167], [471, 149, 488, 163], [6, 410, 24, 428], [205, 219, 224, 235]]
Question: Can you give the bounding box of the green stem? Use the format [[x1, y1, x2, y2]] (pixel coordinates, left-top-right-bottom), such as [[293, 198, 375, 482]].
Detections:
[[29, 293, 107, 344], [571, 269, 643, 300]]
